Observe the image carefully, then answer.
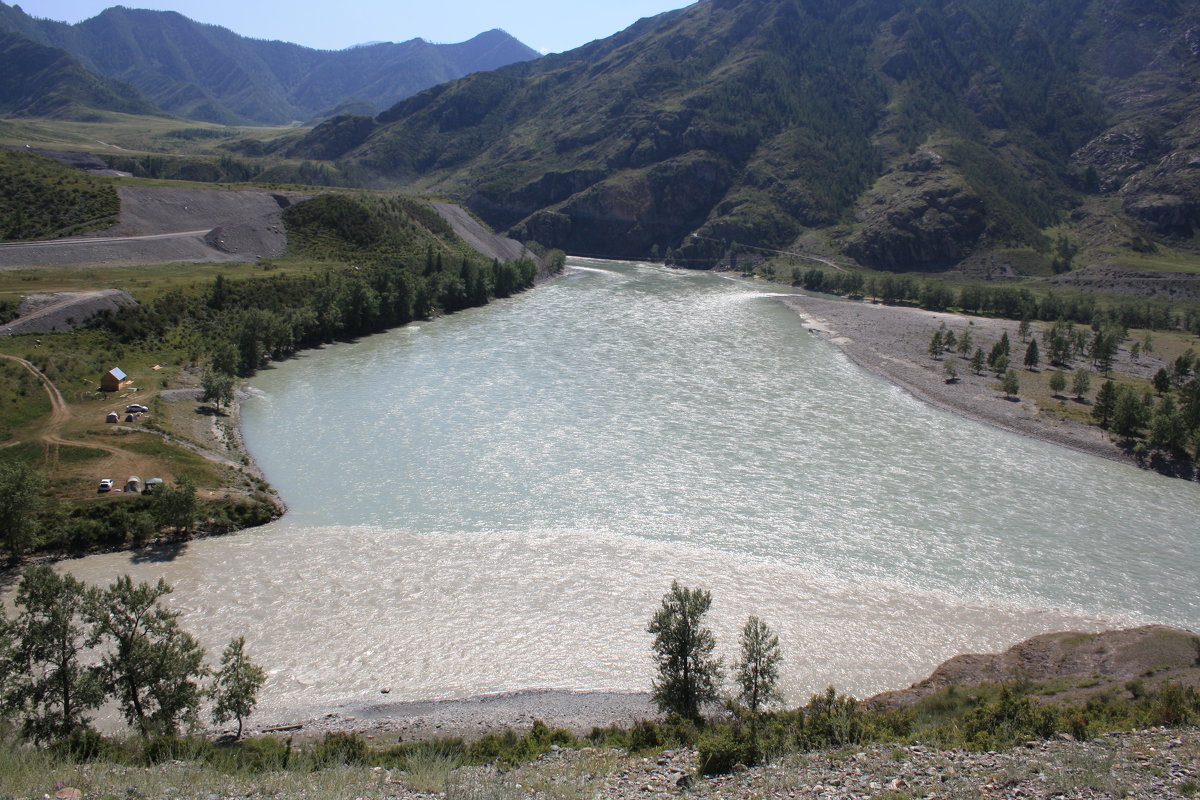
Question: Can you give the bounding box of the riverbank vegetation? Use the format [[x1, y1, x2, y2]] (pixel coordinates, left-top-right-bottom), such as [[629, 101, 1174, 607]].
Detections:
[[1, 578, 1196, 798], [757, 263, 1200, 469], [0, 188, 560, 562]]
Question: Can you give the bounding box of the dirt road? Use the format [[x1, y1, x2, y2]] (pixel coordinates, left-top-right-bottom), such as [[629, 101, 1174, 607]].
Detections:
[[0, 186, 307, 269]]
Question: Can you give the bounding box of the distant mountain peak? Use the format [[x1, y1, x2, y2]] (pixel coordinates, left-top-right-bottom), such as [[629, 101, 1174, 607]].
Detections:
[[0, 2, 541, 124]]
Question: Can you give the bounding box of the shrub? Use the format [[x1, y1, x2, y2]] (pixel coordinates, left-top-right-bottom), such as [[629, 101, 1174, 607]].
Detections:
[[696, 727, 757, 774], [49, 728, 112, 762], [314, 731, 367, 765]]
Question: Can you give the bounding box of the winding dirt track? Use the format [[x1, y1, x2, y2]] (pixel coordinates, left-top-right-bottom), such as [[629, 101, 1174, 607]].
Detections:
[[0, 353, 125, 465]]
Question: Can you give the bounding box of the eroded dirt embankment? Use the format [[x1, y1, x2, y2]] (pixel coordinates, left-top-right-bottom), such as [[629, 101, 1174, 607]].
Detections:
[[0, 186, 308, 269]]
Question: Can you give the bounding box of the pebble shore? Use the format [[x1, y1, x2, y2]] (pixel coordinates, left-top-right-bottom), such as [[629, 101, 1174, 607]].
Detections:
[[47, 726, 1198, 800]]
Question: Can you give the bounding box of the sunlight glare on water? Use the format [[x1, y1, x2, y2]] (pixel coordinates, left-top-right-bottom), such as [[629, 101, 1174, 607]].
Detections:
[[57, 258, 1199, 718]]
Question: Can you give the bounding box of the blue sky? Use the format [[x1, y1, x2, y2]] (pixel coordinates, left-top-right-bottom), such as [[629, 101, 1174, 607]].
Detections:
[[15, 0, 697, 53]]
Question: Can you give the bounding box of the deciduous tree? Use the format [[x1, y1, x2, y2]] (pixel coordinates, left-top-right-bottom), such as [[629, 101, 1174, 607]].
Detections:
[[0, 567, 105, 743], [647, 582, 721, 720], [0, 462, 45, 560], [1072, 369, 1091, 401], [89, 577, 207, 736], [1049, 370, 1066, 397], [210, 636, 266, 739], [735, 616, 782, 715]]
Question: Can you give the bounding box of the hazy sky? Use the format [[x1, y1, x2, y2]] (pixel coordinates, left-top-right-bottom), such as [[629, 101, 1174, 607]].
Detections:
[[14, 0, 697, 53]]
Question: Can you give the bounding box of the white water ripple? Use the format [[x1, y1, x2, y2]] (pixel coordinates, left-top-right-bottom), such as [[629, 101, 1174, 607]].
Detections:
[[55, 258, 1200, 719]]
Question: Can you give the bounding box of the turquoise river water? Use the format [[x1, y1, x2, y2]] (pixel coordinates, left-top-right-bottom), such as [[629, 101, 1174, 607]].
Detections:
[[58, 258, 1199, 721]]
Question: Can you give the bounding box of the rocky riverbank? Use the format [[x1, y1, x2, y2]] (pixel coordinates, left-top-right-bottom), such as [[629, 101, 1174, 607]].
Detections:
[[780, 293, 1133, 466], [36, 725, 1200, 799]]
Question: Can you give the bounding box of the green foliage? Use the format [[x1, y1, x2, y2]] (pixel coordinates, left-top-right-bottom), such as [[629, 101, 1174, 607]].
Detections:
[[153, 476, 198, 534], [0, 149, 118, 242], [1072, 368, 1092, 401], [1049, 370, 1066, 396], [90, 194, 540, 380], [1001, 369, 1020, 398], [735, 616, 783, 715], [313, 731, 368, 765], [209, 637, 266, 739], [696, 726, 758, 774], [0, 567, 105, 743], [647, 581, 722, 721], [200, 368, 235, 407], [1093, 379, 1117, 426], [0, 460, 46, 559], [88, 576, 208, 736]]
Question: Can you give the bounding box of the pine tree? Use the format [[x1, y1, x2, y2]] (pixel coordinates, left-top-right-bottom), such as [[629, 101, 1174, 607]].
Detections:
[[957, 329, 973, 358], [1093, 380, 1117, 427], [971, 348, 986, 375], [928, 329, 945, 359], [1001, 369, 1020, 399], [1024, 338, 1040, 371], [647, 582, 721, 720]]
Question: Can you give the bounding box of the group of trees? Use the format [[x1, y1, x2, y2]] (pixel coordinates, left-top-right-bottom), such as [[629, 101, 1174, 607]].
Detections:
[[94, 194, 558, 387], [0, 461, 211, 560], [0, 567, 264, 744], [788, 265, 1198, 335], [925, 314, 1200, 460], [647, 582, 782, 721]]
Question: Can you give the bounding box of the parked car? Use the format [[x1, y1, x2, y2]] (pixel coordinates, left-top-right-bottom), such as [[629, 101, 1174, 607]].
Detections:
[[98, 478, 114, 493], [126, 403, 149, 413]]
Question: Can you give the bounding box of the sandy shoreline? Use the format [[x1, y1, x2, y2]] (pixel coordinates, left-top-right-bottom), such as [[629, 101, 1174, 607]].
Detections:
[[778, 292, 1132, 466]]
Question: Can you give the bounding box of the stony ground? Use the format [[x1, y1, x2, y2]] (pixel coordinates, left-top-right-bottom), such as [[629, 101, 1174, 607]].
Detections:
[[22, 727, 1198, 800], [780, 294, 1134, 466]]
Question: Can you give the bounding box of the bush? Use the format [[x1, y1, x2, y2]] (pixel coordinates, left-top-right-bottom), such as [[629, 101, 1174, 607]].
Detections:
[[314, 731, 367, 765], [218, 736, 292, 773], [143, 734, 211, 764], [696, 727, 757, 774], [49, 728, 113, 762]]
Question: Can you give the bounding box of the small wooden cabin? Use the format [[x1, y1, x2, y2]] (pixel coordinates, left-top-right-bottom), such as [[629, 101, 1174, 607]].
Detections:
[[101, 367, 129, 392]]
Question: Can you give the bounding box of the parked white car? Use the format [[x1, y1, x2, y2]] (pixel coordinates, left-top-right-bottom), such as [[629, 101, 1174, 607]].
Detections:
[[98, 478, 114, 492]]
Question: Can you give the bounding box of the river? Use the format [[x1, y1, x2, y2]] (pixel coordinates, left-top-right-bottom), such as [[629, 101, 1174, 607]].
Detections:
[[57, 258, 1199, 722]]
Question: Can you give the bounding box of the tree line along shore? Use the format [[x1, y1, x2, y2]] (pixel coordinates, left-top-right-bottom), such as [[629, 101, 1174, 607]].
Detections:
[[0, 190, 564, 564], [1, 570, 1197, 798]]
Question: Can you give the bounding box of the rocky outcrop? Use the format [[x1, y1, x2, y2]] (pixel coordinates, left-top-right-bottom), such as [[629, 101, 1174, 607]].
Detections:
[[869, 625, 1200, 710], [844, 155, 987, 270], [511, 153, 732, 258]]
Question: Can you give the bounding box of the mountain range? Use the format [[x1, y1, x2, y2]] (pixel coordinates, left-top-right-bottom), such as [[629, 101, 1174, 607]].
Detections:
[[0, 2, 539, 124], [299, 0, 1200, 271]]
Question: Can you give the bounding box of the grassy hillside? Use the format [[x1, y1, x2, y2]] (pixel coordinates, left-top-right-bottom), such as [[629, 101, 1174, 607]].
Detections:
[[0, 188, 551, 559], [0, 147, 118, 240]]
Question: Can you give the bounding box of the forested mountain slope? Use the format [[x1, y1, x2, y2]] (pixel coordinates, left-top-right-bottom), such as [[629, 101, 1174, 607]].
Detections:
[[0, 28, 157, 118], [0, 3, 539, 125], [319, 0, 1200, 270]]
